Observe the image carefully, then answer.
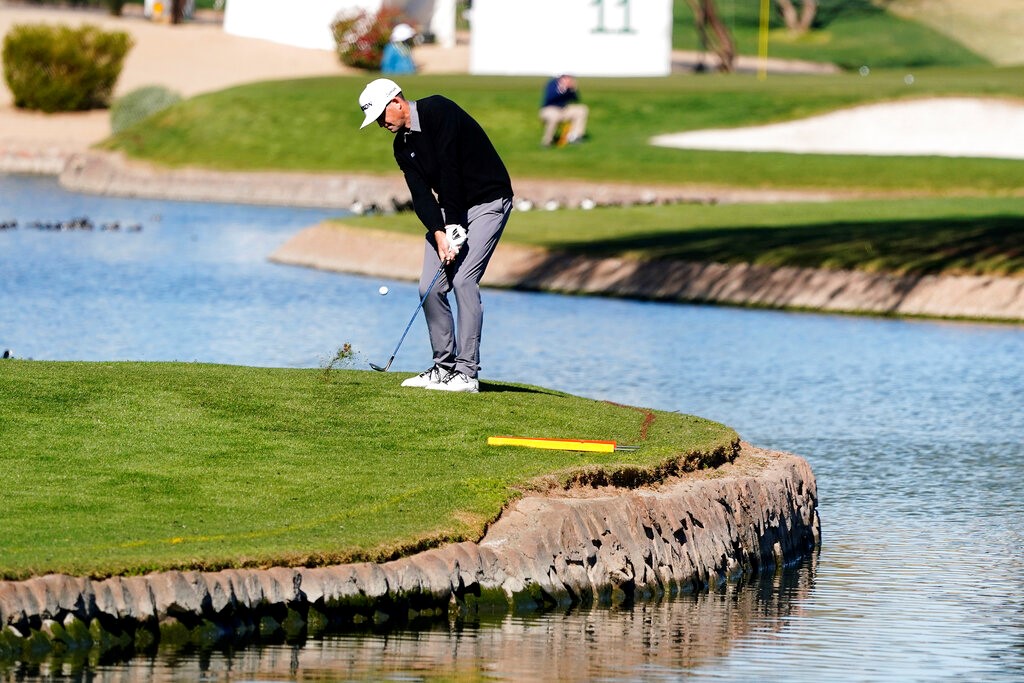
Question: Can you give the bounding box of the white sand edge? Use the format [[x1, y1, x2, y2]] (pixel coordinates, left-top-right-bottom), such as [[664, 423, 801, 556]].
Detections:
[[652, 97, 1024, 159]]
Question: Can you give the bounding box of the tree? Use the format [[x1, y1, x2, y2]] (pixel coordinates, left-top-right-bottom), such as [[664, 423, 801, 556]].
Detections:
[[170, 0, 188, 24], [774, 0, 818, 34], [685, 0, 735, 72]]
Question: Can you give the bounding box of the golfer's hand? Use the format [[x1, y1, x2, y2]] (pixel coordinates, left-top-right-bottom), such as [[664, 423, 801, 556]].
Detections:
[[445, 224, 468, 251], [434, 229, 457, 264]]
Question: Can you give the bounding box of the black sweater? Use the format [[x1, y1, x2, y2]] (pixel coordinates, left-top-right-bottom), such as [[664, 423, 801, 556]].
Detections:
[[393, 95, 513, 235]]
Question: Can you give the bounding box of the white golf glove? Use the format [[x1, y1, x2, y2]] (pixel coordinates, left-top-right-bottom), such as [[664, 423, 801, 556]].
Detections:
[[444, 224, 467, 253]]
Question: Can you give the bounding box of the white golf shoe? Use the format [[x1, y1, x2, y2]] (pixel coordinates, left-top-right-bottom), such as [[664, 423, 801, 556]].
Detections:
[[401, 365, 452, 388], [425, 371, 479, 393]]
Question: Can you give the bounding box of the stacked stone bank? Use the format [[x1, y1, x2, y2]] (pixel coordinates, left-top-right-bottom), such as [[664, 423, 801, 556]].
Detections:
[[0, 446, 818, 659]]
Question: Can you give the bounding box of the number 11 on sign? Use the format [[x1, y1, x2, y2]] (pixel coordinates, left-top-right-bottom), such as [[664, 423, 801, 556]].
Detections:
[[592, 0, 633, 33]]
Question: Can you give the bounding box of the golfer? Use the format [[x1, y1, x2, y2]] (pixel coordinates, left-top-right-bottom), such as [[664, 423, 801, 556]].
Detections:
[[358, 78, 513, 393]]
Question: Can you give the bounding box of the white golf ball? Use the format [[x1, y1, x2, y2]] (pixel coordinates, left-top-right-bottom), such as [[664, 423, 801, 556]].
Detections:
[[378, 286, 389, 296]]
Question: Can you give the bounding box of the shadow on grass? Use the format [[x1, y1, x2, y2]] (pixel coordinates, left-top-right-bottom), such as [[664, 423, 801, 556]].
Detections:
[[549, 215, 1024, 277], [815, 0, 888, 27], [479, 382, 562, 395]]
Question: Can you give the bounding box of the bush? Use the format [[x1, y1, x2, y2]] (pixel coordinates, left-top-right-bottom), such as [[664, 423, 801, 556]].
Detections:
[[2, 23, 133, 113], [331, 6, 404, 70], [110, 84, 182, 133]]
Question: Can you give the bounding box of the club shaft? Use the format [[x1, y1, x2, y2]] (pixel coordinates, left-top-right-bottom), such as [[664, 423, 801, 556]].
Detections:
[[376, 263, 445, 369]]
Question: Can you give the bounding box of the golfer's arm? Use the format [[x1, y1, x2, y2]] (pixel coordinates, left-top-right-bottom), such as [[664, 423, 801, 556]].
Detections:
[[403, 169, 444, 236], [431, 114, 468, 228]]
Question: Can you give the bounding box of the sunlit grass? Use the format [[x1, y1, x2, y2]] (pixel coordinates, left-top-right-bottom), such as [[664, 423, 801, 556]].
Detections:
[[101, 68, 1024, 195], [0, 361, 737, 580], [671, 0, 989, 69]]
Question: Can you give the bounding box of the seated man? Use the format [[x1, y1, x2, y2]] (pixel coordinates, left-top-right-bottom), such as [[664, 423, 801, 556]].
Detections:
[[539, 74, 589, 147]]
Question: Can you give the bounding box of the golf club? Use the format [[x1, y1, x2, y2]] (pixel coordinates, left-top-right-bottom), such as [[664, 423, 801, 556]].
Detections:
[[369, 262, 446, 372]]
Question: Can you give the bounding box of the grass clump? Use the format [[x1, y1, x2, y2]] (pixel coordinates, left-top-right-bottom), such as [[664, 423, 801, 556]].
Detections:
[[0, 361, 737, 580]]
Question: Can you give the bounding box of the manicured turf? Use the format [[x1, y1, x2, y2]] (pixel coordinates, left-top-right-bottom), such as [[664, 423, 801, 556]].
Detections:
[[885, 0, 1024, 66], [99, 68, 1024, 196], [0, 361, 738, 580], [671, 0, 989, 69], [338, 196, 1024, 277]]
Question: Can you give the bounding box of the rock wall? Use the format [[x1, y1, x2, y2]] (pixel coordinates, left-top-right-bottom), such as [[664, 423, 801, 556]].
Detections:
[[272, 223, 1024, 322], [0, 446, 819, 659]]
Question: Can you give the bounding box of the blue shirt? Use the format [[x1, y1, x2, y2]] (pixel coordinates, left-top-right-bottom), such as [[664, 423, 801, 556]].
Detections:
[[381, 42, 416, 74], [541, 77, 579, 108]]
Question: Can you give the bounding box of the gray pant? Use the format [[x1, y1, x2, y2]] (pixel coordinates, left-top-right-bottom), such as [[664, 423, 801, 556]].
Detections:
[[420, 196, 512, 379]]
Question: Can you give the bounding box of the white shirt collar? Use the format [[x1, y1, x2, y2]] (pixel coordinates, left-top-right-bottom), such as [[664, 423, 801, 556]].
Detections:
[[407, 100, 421, 132]]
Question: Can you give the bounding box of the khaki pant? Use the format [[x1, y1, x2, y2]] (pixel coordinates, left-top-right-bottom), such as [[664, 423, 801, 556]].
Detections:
[[539, 104, 589, 146]]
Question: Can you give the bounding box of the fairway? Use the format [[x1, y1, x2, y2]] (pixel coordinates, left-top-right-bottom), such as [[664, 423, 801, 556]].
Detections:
[[887, 0, 1024, 66], [99, 67, 1024, 198], [0, 361, 738, 580]]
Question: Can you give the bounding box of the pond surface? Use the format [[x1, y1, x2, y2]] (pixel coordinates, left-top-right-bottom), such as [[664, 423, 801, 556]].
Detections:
[[1, 175, 1022, 682]]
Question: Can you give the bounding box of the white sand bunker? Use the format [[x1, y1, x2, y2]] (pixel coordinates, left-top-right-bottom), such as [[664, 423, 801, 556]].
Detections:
[[651, 97, 1024, 160]]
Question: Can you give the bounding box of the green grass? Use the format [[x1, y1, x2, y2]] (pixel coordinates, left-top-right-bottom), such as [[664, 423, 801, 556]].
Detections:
[[671, 0, 989, 69], [338, 196, 1024, 277], [100, 68, 1024, 196], [0, 361, 737, 580], [886, 0, 1024, 67]]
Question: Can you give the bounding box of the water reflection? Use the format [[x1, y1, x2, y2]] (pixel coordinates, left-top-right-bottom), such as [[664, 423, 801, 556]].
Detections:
[[0, 559, 817, 682]]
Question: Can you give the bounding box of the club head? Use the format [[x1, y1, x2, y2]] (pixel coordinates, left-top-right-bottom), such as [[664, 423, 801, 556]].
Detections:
[[369, 358, 392, 372]]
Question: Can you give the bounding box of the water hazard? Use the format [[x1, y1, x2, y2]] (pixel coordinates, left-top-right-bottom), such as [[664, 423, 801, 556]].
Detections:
[[1, 175, 1022, 681]]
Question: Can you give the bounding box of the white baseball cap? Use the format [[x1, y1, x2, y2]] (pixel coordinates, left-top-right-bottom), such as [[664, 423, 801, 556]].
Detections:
[[358, 78, 401, 129], [390, 23, 415, 43]]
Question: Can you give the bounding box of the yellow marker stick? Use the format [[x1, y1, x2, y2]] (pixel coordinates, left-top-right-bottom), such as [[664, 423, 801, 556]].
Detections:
[[487, 436, 617, 453], [758, 0, 770, 81]]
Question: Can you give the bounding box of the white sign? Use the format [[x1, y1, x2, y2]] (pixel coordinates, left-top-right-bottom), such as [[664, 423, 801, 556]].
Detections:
[[470, 0, 672, 77], [223, 0, 457, 51], [224, 0, 377, 51]]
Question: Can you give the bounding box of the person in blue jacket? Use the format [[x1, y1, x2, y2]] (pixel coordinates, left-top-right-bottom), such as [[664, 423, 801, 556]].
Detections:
[[381, 23, 417, 74], [539, 74, 589, 146]]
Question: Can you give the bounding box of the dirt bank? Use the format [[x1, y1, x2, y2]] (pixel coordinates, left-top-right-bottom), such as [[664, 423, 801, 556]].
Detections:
[[46, 150, 843, 210], [272, 222, 1024, 323]]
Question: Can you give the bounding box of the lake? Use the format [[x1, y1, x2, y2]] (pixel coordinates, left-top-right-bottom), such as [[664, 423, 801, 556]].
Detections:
[[1, 174, 1022, 681]]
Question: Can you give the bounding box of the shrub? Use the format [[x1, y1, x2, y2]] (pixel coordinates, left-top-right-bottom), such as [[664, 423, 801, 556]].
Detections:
[[331, 6, 404, 70], [2, 23, 133, 113], [110, 84, 183, 133]]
